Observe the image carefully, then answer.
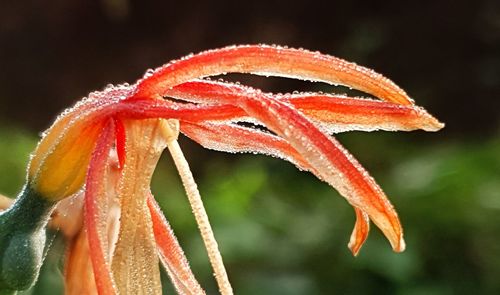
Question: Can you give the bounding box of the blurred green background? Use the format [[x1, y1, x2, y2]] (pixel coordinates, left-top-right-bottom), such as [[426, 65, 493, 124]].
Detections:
[[1, 0, 499, 294]]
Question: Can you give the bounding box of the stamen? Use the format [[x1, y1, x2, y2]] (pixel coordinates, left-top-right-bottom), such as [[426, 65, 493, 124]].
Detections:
[[161, 120, 234, 295]]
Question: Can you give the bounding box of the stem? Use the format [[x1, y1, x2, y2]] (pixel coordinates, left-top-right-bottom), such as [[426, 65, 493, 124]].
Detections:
[[0, 186, 56, 292], [163, 124, 233, 295]]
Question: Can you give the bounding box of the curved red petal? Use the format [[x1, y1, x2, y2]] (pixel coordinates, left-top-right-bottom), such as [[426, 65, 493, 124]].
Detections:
[[134, 45, 412, 105], [348, 208, 370, 256], [147, 194, 205, 295], [84, 118, 117, 294]]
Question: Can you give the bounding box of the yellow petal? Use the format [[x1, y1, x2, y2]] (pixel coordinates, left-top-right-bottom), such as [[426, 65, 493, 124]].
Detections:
[[28, 101, 105, 201]]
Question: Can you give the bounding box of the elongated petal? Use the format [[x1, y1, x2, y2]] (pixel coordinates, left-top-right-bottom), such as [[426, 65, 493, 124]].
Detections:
[[250, 101, 403, 251], [118, 98, 246, 123], [166, 80, 443, 132], [84, 119, 118, 294], [177, 86, 404, 251], [181, 121, 372, 254], [111, 119, 168, 295], [118, 91, 443, 134], [65, 229, 98, 295], [287, 94, 443, 133], [134, 45, 412, 105], [348, 208, 370, 256], [147, 194, 205, 295], [180, 122, 309, 170]]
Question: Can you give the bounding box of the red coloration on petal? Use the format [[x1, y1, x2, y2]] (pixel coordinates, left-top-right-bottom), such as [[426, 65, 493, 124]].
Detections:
[[113, 117, 126, 169], [348, 208, 370, 256], [15, 44, 444, 294], [118, 98, 246, 123], [134, 45, 412, 105], [84, 119, 117, 295], [255, 102, 404, 251], [181, 121, 376, 255], [166, 80, 442, 132], [180, 122, 310, 170], [118, 89, 442, 134], [172, 84, 405, 251], [147, 194, 205, 295]]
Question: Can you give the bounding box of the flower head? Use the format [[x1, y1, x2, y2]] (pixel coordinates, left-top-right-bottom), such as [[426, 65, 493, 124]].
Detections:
[[0, 45, 443, 294]]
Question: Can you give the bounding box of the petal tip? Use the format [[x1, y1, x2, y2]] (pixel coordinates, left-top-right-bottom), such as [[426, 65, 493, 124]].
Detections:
[[348, 242, 362, 257], [414, 107, 445, 132], [393, 236, 406, 253], [422, 117, 445, 132]]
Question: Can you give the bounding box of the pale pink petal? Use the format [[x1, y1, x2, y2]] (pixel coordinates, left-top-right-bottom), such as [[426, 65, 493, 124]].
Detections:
[[111, 119, 168, 295]]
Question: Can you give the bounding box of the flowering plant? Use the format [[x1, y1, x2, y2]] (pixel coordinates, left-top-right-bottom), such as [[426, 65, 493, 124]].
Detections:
[[0, 45, 443, 294]]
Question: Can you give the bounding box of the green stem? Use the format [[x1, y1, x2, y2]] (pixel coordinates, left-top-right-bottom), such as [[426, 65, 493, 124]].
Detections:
[[0, 185, 56, 292]]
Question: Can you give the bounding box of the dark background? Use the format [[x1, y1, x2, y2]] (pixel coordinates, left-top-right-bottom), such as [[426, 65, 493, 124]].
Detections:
[[1, 0, 499, 294]]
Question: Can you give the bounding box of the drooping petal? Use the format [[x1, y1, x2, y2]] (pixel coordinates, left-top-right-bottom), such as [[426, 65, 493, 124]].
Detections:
[[84, 118, 118, 294], [250, 100, 404, 251], [111, 119, 169, 295], [180, 121, 309, 170], [348, 208, 370, 256], [147, 194, 205, 295], [65, 229, 98, 295], [181, 121, 372, 254], [175, 85, 405, 251], [134, 45, 412, 105]]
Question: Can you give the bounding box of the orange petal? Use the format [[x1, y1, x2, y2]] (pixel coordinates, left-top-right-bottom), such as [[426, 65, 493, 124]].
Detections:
[[148, 194, 205, 294], [249, 102, 405, 252], [29, 86, 131, 201], [84, 118, 118, 294], [348, 208, 370, 256], [181, 122, 377, 256], [185, 86, 405, 251], [64, 229, 98, 295], [135, 45, 412, 105], [180, 122, 310, 171], [166, 80, 443, 132]]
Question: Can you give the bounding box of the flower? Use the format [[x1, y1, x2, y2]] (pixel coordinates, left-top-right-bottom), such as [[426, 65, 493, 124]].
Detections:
[[0, 45, 443, 294]]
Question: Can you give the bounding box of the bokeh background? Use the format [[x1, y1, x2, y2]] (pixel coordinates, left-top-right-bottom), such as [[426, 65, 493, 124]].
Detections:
[[1, 0, 499, 294]]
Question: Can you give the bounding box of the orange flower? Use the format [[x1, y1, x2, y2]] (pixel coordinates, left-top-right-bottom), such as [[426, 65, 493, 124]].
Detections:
[[0, 45, 443, 294]]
